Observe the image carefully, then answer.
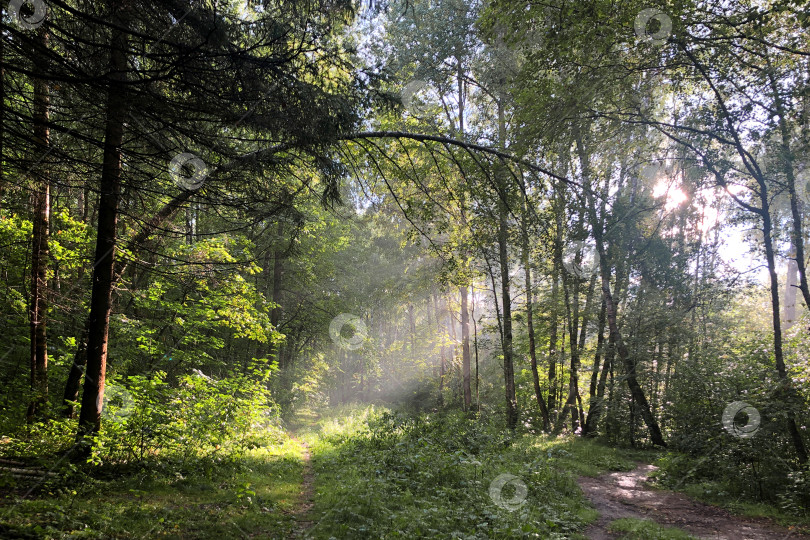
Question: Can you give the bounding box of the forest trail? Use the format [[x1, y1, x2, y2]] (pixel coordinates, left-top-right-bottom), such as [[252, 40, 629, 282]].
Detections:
[[289, 435, 315, 538], [578, 464, 808, 539]]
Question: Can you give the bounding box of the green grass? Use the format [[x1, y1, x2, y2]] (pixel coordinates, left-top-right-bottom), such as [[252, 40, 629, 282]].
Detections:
[[4, 406, 805, 539], [294, 406, 656, 539], [607, 518, 697, 539], [0, 437, 307, 539], [511, 434, 656, 478]]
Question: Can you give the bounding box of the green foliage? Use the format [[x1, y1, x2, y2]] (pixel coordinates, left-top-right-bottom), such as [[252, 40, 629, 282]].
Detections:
[[0, 434, 308, 539], [778, 464, 810, 517], [112, 237, 277, 377], [653, 449, 810, 524], [96, 367, 283, 467], [304, 409, 619, 539], [649, 310, 810, 515], [0, 417, 76, 461]]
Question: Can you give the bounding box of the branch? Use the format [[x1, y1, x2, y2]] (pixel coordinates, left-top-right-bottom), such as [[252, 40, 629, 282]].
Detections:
[[341, 131, 576, 188]]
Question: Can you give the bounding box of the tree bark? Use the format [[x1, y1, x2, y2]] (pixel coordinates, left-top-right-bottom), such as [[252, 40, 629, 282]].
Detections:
[[460, 285, 472, 411], [522, 202, 551, 431], [496, 102, 517, 430], [555, 267, 580, 433], [498, 200, 517, 429], [26, 28, 51, 421], [453, 59, 472, 412], [768, 68, 810, 318], [576, 129, 667, 447], [62, 323, 88, 418], [597, 253, 666, 446], [76, 1, 130, 445], [268, 221, 284, 365], [760, 204, 808, 463], [588, 299, 606, 399], [547, 192, 563, 413], [583, 299, 608, 436], [680, 39, 806, 461], [436, 292, 446, 405]]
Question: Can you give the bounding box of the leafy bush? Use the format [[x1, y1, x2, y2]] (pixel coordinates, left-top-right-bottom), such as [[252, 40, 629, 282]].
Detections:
[[95, 366, 283, 470], [778, 464, 810, 517]]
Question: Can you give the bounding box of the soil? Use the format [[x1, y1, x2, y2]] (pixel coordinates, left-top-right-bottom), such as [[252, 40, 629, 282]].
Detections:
[[578, 464, 809, 540]]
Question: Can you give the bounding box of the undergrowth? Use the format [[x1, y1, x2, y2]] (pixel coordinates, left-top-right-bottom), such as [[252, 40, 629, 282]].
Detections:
[[301, 406, 644, 539]]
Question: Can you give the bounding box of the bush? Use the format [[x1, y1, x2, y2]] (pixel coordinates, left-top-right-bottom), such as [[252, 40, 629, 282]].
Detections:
[[94, 367, 283, 471]]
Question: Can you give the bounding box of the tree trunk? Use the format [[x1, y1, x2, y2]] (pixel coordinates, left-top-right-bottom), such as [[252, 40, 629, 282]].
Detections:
[[576, 129, 667, 447], [588, 299, 606, 398], [436, 293, 446, 405], [63, 189, 195, 418], [583, 299, 607, 436], [409, 303, 417, 361], [269, 222, 284, 364], [599, 271, 666, 446], [471, 283, 480, 411], [26, 28, 51, 421], [460, 285, 472, 411], [76, 2, 130, 446], [547, 194, 563, 413], [62, 323, 89, 418], [554, 269, 580, 433], [496, 102, 517, 430], [522, 204, 551, 431], [760, 204, 809, 463], [682, 43, 806, 461], [585, 302, 612, 437], [0, 19, 3, 204], [769, 68, 810, 318], [498, 203, 517, 429], [447, 297, 460, 404], [453, 58, 472, 412]]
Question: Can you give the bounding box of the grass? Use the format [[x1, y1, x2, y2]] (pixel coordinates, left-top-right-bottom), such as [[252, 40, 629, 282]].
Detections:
[[0, 437, 307, 538], [2, 405, 806, 538], [607, 518, 697, 539], [294, 405, 658, 539]]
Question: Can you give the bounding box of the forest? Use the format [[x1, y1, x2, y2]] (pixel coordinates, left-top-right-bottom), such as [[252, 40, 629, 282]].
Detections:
[[1, 0, 810, 538]]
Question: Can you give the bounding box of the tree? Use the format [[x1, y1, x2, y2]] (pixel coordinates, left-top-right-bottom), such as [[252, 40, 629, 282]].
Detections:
[[26, 26, 51, 421]]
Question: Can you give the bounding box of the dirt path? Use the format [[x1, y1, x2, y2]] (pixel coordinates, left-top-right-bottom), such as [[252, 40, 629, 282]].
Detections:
[[578, 464, 809, 540], [289, 437, 315, 539]]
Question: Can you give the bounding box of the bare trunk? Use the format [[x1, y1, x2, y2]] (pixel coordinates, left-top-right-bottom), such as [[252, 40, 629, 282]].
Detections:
[[598, 264, 666, 446], [554, 270, 580, 433], [769, 68, 810, 319], [269, 222, 284, 364], [460, 285, 472, 410], [761, 205, 809, 462], [548, 190, 563, 413], [27, 30, 50, 420], [583, 298, 607, 436], [76, 2, 129, 446], [437, 294, 447, 405], [576, 129, 667, 447], [62, 324, 88, 418], [496, 102, 517, 430], [584, 301, 611, 437], [471, 284, 480, 411], [522, 207, 551, 431]]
